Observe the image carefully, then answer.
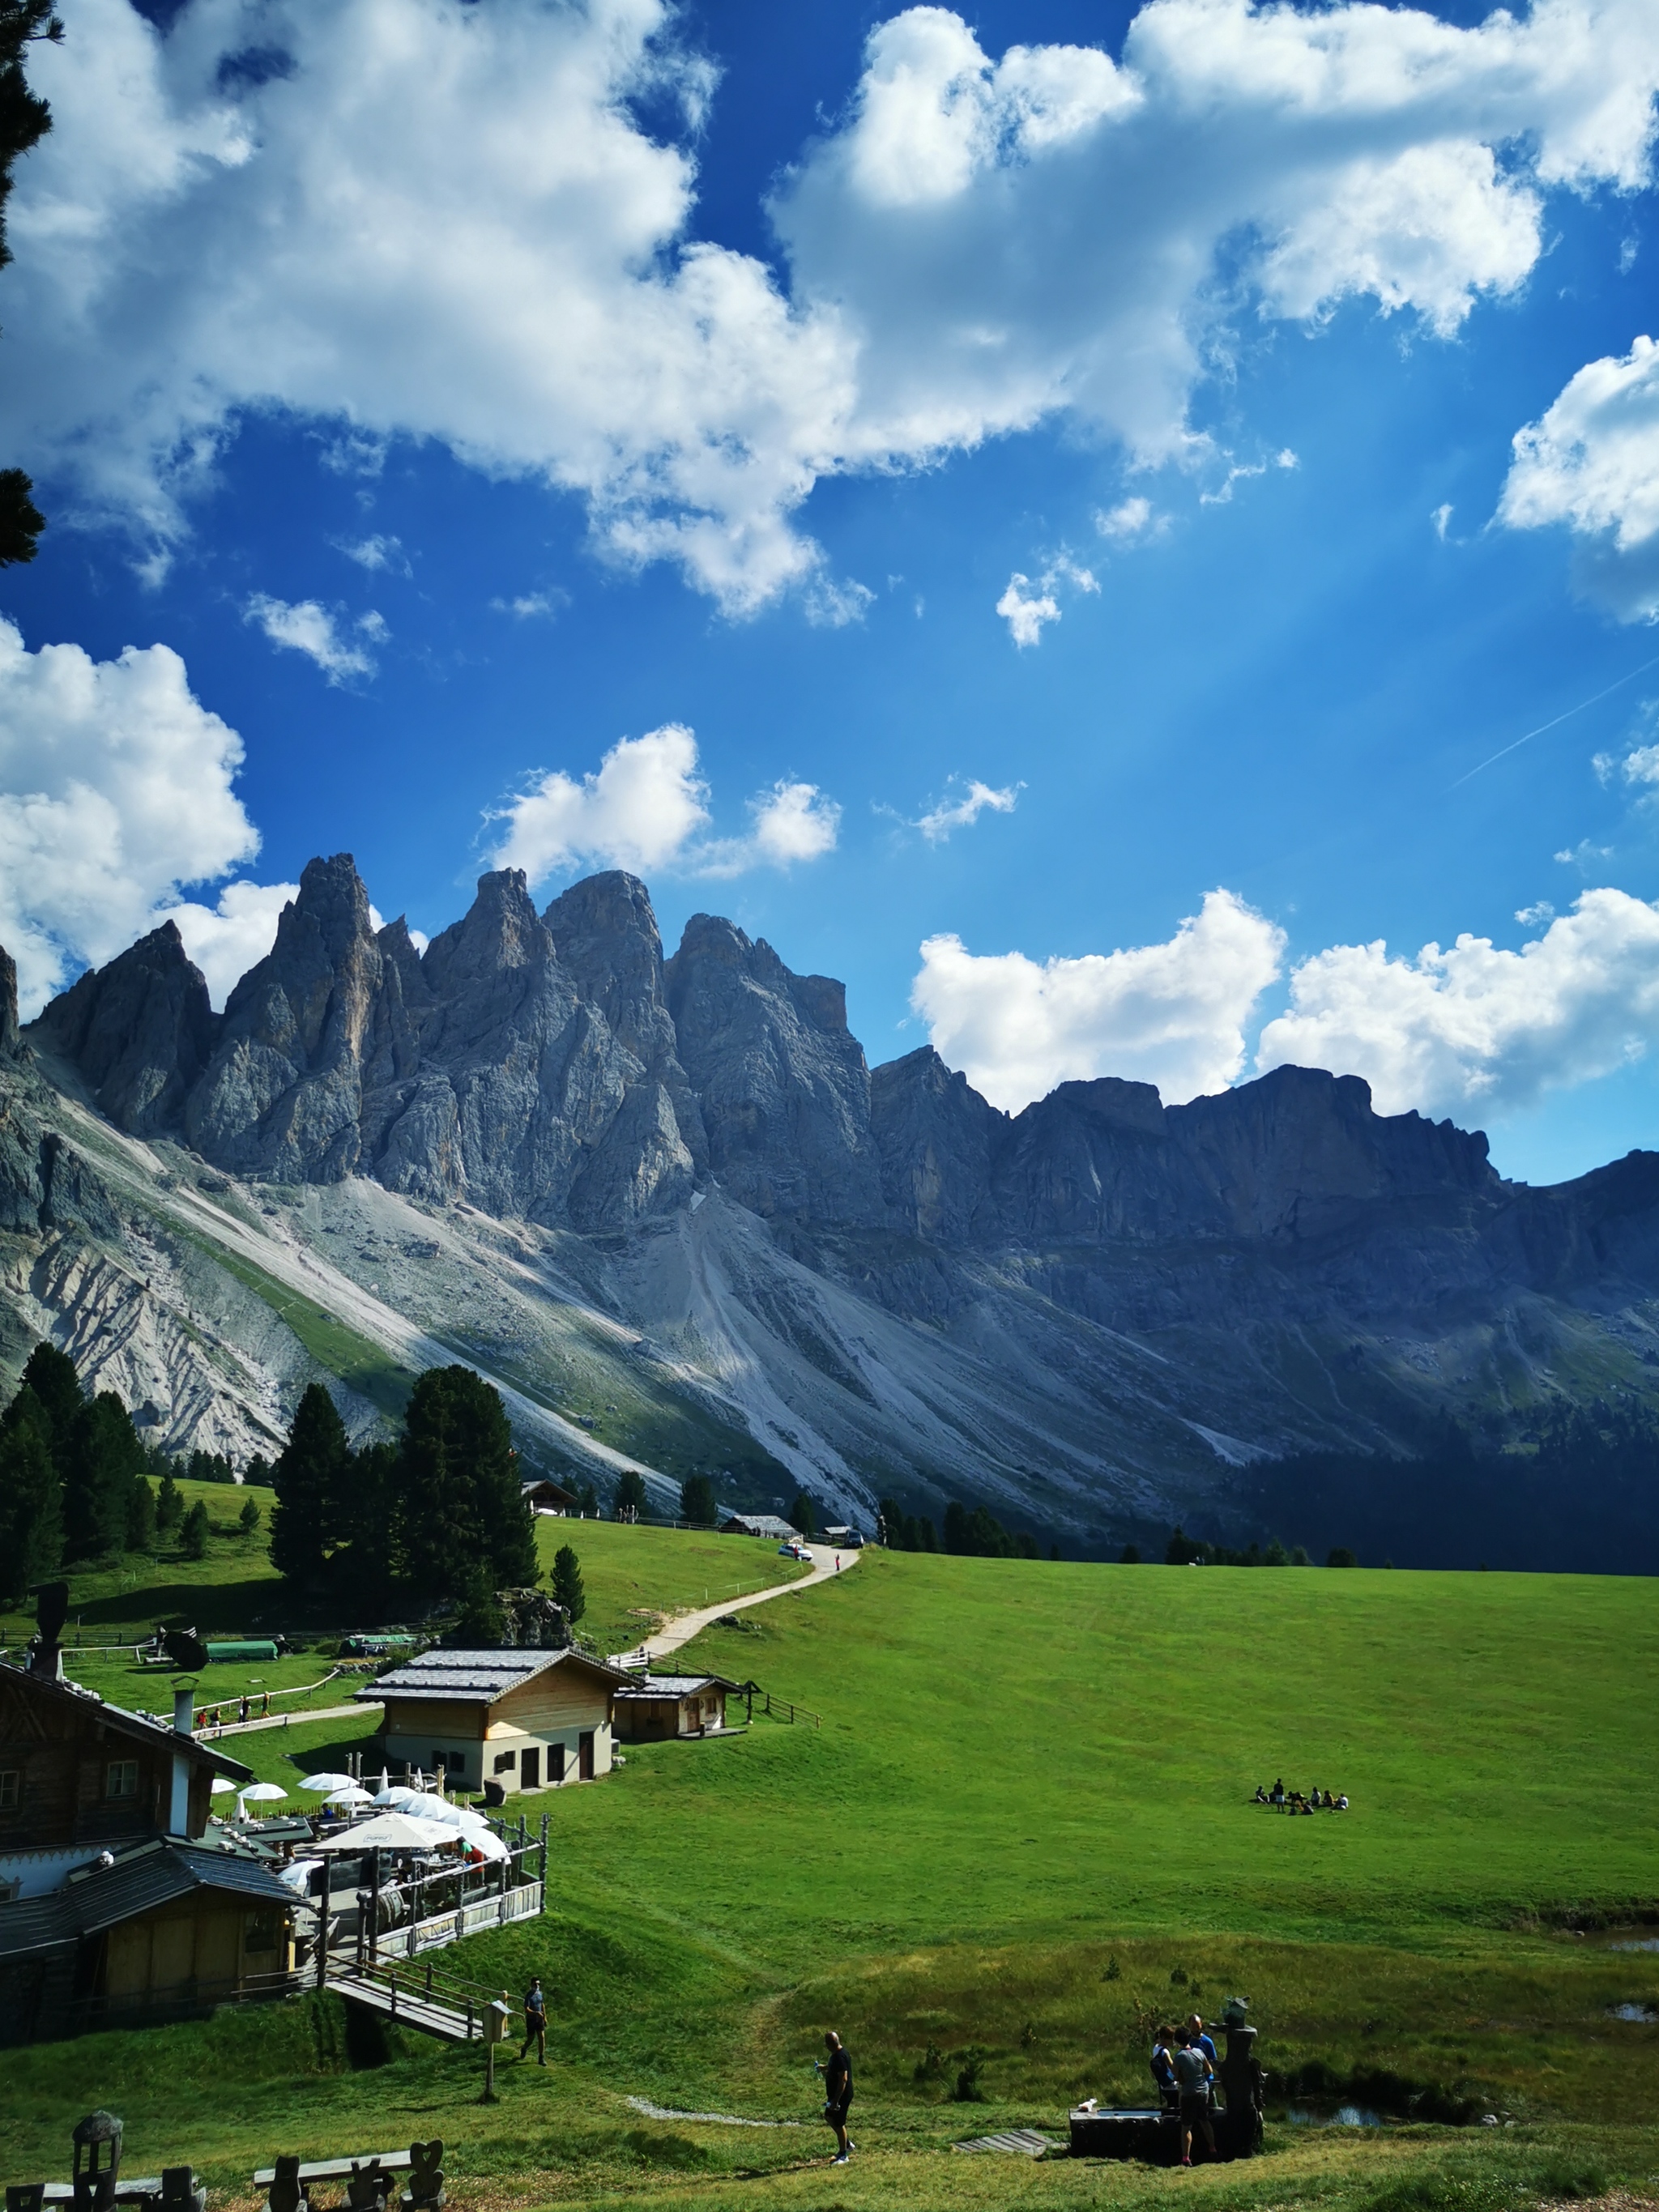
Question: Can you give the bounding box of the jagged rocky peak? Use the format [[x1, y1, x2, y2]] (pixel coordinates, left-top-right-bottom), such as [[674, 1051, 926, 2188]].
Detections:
[[423, 867, 549, 991], [27, 921, 215, 1137], [544, 871, 670, 1054], [871, 1046, 1004, 1242], [185, 854, 383, 1183], [0, 943, 19, 1056], [666, 912, 884, 1224]]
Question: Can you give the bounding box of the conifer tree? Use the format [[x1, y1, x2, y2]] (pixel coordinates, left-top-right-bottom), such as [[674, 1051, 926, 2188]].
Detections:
[[64, 1392, 146, 1559], [0, 1383, 62, 1600], [679, 1473, 715, 1525], [394, 1366, 535, 1596], [552, 1542, 586, 1624], [178, 1498, 210, 1560], [127, 1474, 156, 1553], [156, 1465, 183, 1535], [20, 1338, 81, 1472], [269, 1383, 349, 1583], [612, 1468, 647, 1520]]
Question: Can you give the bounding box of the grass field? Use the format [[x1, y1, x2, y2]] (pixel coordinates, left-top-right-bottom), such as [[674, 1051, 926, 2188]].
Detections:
[[6, 1547, 1657, 2212], [531, 1517, 812, 1657]]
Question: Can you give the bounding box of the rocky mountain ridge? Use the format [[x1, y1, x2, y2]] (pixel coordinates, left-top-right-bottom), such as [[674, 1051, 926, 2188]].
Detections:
[[6, 857, 1659, 1562]]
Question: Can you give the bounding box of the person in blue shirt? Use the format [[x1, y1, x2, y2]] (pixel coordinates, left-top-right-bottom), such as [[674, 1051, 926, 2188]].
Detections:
[[1184, 2014, 1218, 2068]]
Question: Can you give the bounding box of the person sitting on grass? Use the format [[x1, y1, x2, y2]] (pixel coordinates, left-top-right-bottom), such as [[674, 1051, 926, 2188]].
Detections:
[[1172, 2036, 1216, 2165], [1336, 1792, 1349, 1809], [1253, 1785, 1268, 1804]]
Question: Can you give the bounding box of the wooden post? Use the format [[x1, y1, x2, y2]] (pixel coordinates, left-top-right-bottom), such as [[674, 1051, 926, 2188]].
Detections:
[[369, 1850, 382, 1966], [318, 1855, 331, 1991], [539, 1812, 548, 1887]]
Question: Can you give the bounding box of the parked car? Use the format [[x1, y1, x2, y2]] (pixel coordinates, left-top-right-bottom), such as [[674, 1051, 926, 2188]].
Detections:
[[778, 1540, 812, 1560]]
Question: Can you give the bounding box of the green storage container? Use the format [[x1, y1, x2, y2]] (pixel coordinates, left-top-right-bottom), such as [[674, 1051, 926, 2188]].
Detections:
[[204, 1639, 280, 1662]]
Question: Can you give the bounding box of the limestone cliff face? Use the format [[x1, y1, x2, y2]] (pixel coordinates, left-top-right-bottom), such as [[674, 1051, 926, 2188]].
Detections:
[[185, 855, 382, 1181], [872, 1046, 1003, 1242], [0, 944, 19, 1057], [665, 913, 885, 1225], [28, 922, 215, 1138]]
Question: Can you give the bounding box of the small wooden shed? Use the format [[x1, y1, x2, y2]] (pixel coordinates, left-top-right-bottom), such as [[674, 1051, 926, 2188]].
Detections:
[[612, 1674, 740, 1741], [520, 1476, 578, 1514]]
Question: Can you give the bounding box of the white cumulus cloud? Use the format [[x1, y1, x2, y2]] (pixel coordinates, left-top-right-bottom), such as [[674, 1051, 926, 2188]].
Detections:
[[915, 778, 1021, 842], [245, 595, 379, 682], [911, 889, 1285, 1110], [487, 726, 839, 888], [8, 0, 1659, 612], [1499, 335, 1659, 620], [996, 556, 1097, 646], [0, 619, 260, 1016], [159, 879, 299, 1009], [1257, 889, 1659, 1117]]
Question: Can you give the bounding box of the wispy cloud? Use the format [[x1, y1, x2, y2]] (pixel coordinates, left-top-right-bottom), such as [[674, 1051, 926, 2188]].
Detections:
[[491, 589, 570, 620], [335, 533, 409, 575], [996, 556, 1098, 648], [915, 778, 1022, 844], [244, 595, 382, 682]]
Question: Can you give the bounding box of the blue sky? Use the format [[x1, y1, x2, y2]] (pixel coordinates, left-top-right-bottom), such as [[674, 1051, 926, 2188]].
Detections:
[[3, 0, 1659, 1183]]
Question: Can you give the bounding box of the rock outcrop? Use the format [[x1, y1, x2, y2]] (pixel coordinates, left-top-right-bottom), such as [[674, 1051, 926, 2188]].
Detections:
[[0, 944, 19, 1057], [29, 923, 215, 1136], [665, 914, 885, 1224]]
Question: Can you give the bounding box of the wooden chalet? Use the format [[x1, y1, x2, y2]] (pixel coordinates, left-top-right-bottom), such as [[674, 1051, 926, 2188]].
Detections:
[[0, 1660, 251, 1899], [361, 1647, 637, 1795], [0, 1646, 297, 2044], [719, 1513, 800, 1541], [520, 1475, 578, 1513], [612, 1673, 740, 1741]]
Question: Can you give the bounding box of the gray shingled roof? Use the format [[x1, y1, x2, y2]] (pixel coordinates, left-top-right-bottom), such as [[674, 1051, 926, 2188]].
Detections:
[[0, 1839, 296, 1963], [613, 1674, 740, 1698], [360, 1647, 634, 1706]]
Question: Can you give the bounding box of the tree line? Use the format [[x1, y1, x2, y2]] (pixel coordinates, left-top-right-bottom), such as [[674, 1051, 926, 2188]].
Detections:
[[0, 1340, 262, 1601], [268, 1366, 537, 1613]]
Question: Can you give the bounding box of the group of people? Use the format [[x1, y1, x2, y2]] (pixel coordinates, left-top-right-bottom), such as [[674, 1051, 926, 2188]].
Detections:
[[195, 1692, 271, 1728], [1253, 1779, 1347, 1812], [1151, 2015, 1221, 2167]]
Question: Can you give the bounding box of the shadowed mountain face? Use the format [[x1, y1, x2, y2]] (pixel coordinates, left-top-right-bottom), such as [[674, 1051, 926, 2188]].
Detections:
[[11, 857, 1659, 1557]]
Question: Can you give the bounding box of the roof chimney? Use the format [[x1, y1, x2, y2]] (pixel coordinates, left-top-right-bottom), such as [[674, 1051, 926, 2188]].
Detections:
[[173, 1687, 194, 1737]]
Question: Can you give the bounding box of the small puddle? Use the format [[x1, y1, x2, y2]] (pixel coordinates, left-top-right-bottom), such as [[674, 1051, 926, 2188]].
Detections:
[[1286, 2107, 1383, 2129], [1610, 1939, 1659, 1954], [1607, 2003, 1659, 2022]]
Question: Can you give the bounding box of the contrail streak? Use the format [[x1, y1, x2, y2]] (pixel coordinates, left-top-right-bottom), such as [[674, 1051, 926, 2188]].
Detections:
[[1452, 653, 1659, 788]]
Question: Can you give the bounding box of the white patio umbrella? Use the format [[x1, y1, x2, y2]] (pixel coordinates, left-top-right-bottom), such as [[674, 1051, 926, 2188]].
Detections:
[[324, 1783, 374, 1806], [299, 1771, 360, 1793], [237, 1782, 288, 1809], [373, 1785, 432, 1810], [313, 1811, 458, 1852], [462, 1827, 511, 1863]]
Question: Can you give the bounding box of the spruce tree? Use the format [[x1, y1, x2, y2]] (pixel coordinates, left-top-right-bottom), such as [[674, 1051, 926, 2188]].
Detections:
[[0, 1384, 62, 1600], [612, 1468, 647, 1520], [127, 1475, 156, 1553], [178, 1498, 210, 1560], [680, 1473, 716, 1525], [64, 1392, 146, 1559], [552, 1542, 586, 1624], [395, 1366, 535, 1597], [20, 1339, 81, 1473], [156, 1466, 183, 1534], [270, 1383, 349, 1583], [789, 1489, 817, 1539]]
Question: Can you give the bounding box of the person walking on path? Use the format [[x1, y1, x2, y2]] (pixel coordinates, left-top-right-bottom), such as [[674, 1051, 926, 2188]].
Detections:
[[520, 1976, 548, 2065], [1173, 2037, 1215, 2165], [820, 2031, 854, 2163]]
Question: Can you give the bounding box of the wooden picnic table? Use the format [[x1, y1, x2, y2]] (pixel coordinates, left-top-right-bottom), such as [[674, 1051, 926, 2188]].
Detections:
[[252, 2157, 412, 2187]]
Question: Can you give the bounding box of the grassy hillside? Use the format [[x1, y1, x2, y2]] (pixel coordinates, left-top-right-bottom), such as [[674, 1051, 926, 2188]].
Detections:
[[7, 1550, 1655, 2212], [531, 1516, 811, 1657]]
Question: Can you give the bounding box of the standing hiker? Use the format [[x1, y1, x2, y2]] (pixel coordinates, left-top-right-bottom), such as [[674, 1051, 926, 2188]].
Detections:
[[1173, 2036, 1215, 2166], [820, 2031, 854, 2163], [521, 1975, 548, 2065]]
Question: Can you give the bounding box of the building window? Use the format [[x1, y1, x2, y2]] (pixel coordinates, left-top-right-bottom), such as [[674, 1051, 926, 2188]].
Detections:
[[245, 1911, 281, 1954], [436, 1752, 467, 1782], [493, 1750, 516, 1775], [0, 1769, 19, 1810], [105, 1759, 139, 1800]]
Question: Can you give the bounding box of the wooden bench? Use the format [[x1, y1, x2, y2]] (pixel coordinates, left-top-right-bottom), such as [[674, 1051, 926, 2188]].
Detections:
[[252, 2160, 412, 2188]]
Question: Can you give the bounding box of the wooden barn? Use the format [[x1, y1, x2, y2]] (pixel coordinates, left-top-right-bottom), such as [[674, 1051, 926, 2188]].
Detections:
[[362, 1647, 637, 1795], [612, 1673, 740, 1742], [520, 1475, 578, 1514]]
